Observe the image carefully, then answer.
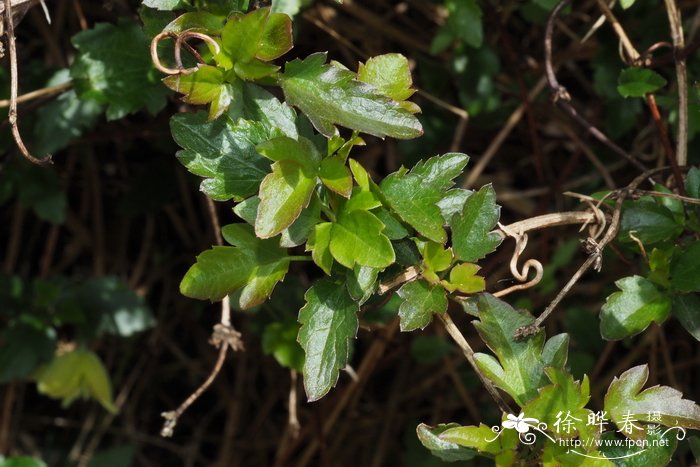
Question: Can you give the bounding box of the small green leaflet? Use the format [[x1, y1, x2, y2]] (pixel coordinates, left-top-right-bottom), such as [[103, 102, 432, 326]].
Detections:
[[451, 184, 502, 262], [670, 240, 700, 292], [280, 52, 423, 139], [357, 53, 420, 113], [170, 111, 271, 201], [396, 280, 447, 332], [329, 209, 395, 269], [619, 201, 683, 244], [71, 19, 169, 120], [34, 349, 117, 413], [381, 153, 469, 243], [163, 65, 236, 120], [180, 224, 289, 309], [438, 422, 519, 458], [604, 364, 700, 433], [617, 67, 667, 98], [599, 276, 671, 340], [218, 7, 292, 68], [262, 321, 304, 371], [415, 423, 477, 462], [473, 294, 569, 406], [297, 279, 359, 401], [307, 222, 334, 274]]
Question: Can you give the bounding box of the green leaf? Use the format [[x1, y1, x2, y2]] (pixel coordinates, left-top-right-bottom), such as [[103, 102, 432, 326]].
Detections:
[[619, 201, 683, 244], [451, 184, 503, 262], [373, 208, 409, 240], [418, 240, 453, 273], [262, 321, 304, 371], [307, 222, 334, 275], [280, 194, 321, 247], [346, 265, 378, 304], [443, 263, 485, 294], [329, 209, 395, 269], [0, 456, 48, 467], [181, 224, 289, 308], [472, 294, 569, 406], [0, 320, 55, 383], [219, 7, 292, 66], [228, 82, 298, 138], [141, 0, 187, 10], [34, 349, 117, 413], [672, 294, 700, 341], [597, 430, 676, 466], [272, 0, 313, 17], [599, 276, 671, 340], [604, 364, 700, 433], [381, 153, 469, 243], [255, 135, 321, 167], [71, 19, 169, 120], [617, 67, 667, 98], [163, 65, 235, 120], [415, 423, 477, 462], [430, 0, 483, 53], [436, 189, 472, 220], [162, 11, 225, 34], [280, 52, 423, 139], [357, 53, 419, 113], [685, 167, 700, 199], [14, 163, 67, 224], [670, 241, 700, 292], [297, 279, 359, 401], [620, 0, 637, 9], [256, 160, 317, 238], [171, 111, 271, 201], [396, 280, 447, 331], [319, 156, 352, 198]]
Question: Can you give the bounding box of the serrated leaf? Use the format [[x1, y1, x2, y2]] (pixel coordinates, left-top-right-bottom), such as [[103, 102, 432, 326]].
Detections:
[[597, 430, 676, 466], [171, 111, 271, 201], [381, 153, 469, 243], [163, 65, 235, 120], [298, 279, 358, 401], [34, 349, 117, 413], [307, 222, 333, 275], [396, 280, 447, 331], [415, 423, 477, 461], [418, 240, 453, 273], [357, 53, 419, 112], [473, 294, 568, 406], [142, 0, 187, 10], [373, 208, 409, 240], [672, 294, 700, 341], [71, 19, 169, 120], [256, 135, 321, 167], [617, 67, 667, 98], [329, 209, 394, 269], [280, 194, 321, 247], [619, 201, 683, 244], [219, 7, 292, 66], [604, 364, 700, 434], [181, 224, 289, 308], [228, 82, 298, 138], [600, 276, 671, 340], [319, 156, 352, 197], [438, 424, 507, 455], [670, 241, 700, 292], [437, 188, 472, 220], [451, 184, 502, 261], [280, 52, 423, 139], [256, 160, 317, 238], [162, 11, 225, 34]]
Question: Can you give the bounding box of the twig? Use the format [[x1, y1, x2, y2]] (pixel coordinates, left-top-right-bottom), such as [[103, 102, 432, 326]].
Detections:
[[437, 312, 512, 414], [514, 166, 680, 339], [288, 370, 300, 439], [3, 0, 50, 164], [544, 0, 647, 173], [663, 0, 688, 167], [645, 93, 684, 194], [593, 0, 641, 63], [0, 81, 72, 108]]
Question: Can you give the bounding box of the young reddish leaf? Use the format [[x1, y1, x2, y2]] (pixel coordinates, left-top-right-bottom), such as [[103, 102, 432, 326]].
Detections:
[[604, 364, 700, 435], [280, 52, 423, 139], [381, 153, 469, 243], [298, 279, 358, 401], [396, 279, 447, 331]]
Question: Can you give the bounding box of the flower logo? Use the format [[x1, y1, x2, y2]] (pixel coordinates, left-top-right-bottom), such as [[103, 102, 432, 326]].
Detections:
[[502, 412, 540, 433]]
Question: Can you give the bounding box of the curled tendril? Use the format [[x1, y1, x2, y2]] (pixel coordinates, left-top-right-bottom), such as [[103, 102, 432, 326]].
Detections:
[[493, 224, 544, 298], [150, 30, 221, 75]]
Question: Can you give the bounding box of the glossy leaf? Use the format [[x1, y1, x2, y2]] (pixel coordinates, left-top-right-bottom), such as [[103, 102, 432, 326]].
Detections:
[[381, 153, 469, 243], [297, 279, 359, 401], [71, 19, 169, 120], [171, 111, 271, 201], [346, 265, 378, 304], [357, 53, 419, 113], [619, 201, 682, 244], [451, 184, 502, 262], [443, 263, 485, 294], [397, 279, 448, 331], [600, 276, 671, 340], [163, 65, 235, 120], [329, 209, 395, 269], [473, 294, 569, 406], [319, 156, 352, 198], [280, 52, 423, 139], [604, 364, 700, 434], [307, 222, 334, 275], [416, 423, 477, 462], [256, 160, 317, 238], [262, 321, 304, 371], [598, 430, 676, 466], [219, 7, 292, 65]]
